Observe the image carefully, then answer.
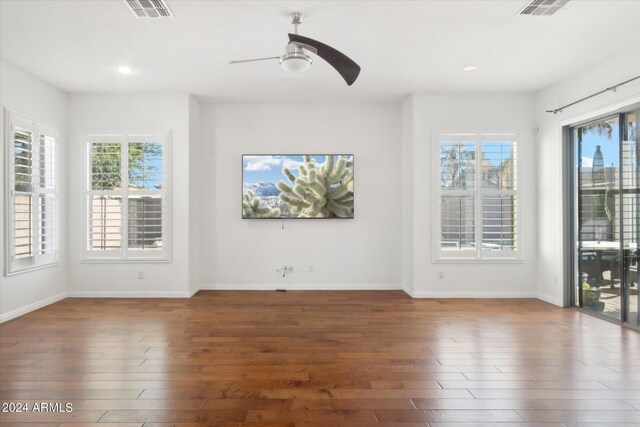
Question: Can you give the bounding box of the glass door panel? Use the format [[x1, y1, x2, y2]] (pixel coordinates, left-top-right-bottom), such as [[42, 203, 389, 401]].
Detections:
[[574, 115, 622, 321], [622, 111, 639, 326], [572, 110, 640, 327]]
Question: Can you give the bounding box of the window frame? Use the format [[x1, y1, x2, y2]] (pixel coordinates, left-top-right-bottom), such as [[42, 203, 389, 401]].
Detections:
[[432, 131, 523, 263], [5, 110, 59, 275], [83, 131, 171, 263]]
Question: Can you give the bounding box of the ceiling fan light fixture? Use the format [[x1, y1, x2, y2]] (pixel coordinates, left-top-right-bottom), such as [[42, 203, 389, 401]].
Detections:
[[279, 43, 312, 73], [280, 55, 312, 73]]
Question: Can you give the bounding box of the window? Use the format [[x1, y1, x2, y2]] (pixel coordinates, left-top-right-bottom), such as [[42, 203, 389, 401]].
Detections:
[[6, 111, 58, 274], [434, 133, 520, 261], [85, 133, 170, 261]]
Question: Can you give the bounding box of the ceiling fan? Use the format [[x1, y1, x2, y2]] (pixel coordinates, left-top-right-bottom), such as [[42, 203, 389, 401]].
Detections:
[[229, 12, 361, 86]]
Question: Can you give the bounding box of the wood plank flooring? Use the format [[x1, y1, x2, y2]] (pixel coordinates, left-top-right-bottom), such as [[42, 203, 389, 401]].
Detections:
[[1, 290, 639, 426]]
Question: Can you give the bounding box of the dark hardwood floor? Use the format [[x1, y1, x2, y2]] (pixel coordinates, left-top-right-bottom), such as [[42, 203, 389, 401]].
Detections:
[[1, 290, 639, 426]]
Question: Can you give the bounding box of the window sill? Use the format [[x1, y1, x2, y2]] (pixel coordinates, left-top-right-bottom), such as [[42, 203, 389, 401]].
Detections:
[[5, 262, 60, 277]]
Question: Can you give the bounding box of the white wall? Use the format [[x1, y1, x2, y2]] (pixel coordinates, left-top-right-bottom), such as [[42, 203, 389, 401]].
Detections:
[[402, 96, 414, 295], [0, 61, 68, 321], [66, 94, 193, 297], [188, 96, 201, 295], [535, 50, 640, 306], [200, 104, 403, 289], [403, 94, 538, 298]]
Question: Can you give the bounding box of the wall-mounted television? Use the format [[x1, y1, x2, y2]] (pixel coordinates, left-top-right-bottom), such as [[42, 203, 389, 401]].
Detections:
[[242, 154, 354, 219]]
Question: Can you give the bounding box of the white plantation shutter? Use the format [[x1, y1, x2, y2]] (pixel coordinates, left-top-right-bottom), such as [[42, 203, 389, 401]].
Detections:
[[38, 194, 56, 255], [13, 127, 33, 192], [481, 195, 517, 247], [13, 125, 34, 261], [434, 133, 520, 261], [89, 141, 122, 191], [88, 195, 123, 250], [6, 112, 58, 274], [87, 138, 123, 252], [439, 138, 477, 255], [13, 194, 33, 260], [480, 138, 518, 257], [128, 195, 163, 250], [440, 195, 476, 251], [127, 141, 164, 253], [85, 134, 170, 260], [37, 132, 57, 257]]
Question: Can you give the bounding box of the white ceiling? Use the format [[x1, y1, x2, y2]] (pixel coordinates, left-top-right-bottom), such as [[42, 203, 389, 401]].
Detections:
[[1, 0, 639, 102]]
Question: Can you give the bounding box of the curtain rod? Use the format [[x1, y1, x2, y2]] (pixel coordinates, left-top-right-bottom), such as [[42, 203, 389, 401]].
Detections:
[[546, 75, 640, 114]]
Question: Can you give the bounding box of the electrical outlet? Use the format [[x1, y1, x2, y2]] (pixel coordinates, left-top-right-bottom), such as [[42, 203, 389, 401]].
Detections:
[[308, 265, 314, 273], [438, 271, 444, 279], [138, 271, 144, 280]]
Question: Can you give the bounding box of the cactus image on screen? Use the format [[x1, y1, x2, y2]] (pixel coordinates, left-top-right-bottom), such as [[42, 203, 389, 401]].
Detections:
[[242, 154, 354, 219], [277, 155, 353, 218], [242, 190, 281, 218]]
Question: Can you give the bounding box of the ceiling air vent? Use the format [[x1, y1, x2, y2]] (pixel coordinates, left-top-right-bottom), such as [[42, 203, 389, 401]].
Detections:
[[518, 0, 570, 16], [125, 0, 172, 19]]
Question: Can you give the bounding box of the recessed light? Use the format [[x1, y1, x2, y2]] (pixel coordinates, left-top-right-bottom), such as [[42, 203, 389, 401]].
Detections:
[[117, 66, 133, 75], [463, 65, 478, 72]]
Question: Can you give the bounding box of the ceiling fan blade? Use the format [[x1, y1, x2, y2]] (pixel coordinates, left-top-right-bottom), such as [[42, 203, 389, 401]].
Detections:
[[288, 33, 360, 86], [229, 56, 280, 64]]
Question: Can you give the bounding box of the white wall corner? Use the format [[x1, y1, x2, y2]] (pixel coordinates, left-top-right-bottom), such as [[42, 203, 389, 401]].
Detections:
[[401, 286, 414, 298], [536, 291, 563, 307], [0, 292, 68, 323]]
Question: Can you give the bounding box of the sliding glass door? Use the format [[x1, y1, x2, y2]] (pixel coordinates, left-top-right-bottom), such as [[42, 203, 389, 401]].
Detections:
[[622, 111, 639, 326], [571, 110, 639, 327]]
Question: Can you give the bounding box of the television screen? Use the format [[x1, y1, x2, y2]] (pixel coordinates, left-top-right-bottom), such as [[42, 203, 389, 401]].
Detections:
[[242, 154, 354, 219]]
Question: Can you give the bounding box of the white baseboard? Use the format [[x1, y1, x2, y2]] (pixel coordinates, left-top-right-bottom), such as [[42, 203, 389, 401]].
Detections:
[[407, 290, 537, 299], [0, 292, 67, 323], [67, 290, 194, 298], [536, 292, 563, 307], [199, 283, 402, 291]]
